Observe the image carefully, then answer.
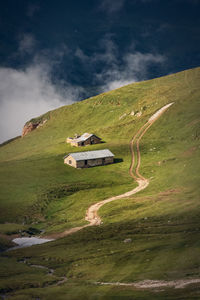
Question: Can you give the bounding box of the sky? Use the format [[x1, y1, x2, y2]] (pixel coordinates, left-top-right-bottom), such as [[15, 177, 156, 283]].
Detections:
[[0, 0, 200, 143]]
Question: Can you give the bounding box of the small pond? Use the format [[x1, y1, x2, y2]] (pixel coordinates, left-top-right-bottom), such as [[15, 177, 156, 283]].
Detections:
[[10, 237, 54, 250]]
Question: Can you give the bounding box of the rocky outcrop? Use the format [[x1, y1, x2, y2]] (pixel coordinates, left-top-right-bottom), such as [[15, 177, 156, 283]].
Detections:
[[22, 123, 38, 137], [135, 111, 142, 117], [22, 119, 47, 137]]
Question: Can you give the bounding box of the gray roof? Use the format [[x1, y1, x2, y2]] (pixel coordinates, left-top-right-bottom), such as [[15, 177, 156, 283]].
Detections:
[[65, 149, 114, 161], [72, 133, 100, 142]]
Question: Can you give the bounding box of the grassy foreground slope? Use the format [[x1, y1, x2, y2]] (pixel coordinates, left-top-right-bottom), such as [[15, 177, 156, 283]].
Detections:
[[0, 67, 200, 299]]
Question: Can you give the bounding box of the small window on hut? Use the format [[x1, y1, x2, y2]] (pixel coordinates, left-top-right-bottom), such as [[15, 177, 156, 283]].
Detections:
[[69, 160, 72, 164]]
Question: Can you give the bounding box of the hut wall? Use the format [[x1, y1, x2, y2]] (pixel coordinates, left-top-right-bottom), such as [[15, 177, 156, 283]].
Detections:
[[86, 136, 101, 145], [64, 156, 114, 168], [83, 139, 91, 146], [64, 156, 77, 168], [104, 157, 114, 164], [76, 157, 113, 168], [76, 160, 85, 168], [76, 159, 102, 168], [71, 141, 79, 147], [78, 136, 101, 147], [88, 158, 103, 167], [66, 137, 73, 143], [93, 136, 101, 144], [68, 135, 101, 147]]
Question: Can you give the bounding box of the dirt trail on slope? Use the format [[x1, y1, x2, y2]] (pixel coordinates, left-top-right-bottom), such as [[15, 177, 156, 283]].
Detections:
[[46, 103, 173, 239], [96, 278, 200, 289]]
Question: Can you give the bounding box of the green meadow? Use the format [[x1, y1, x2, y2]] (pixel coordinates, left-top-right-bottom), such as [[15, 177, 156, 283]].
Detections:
[[0, 67, 200, 299]]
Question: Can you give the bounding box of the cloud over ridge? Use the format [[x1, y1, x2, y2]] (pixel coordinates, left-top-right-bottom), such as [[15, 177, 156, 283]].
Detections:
[[75, 37, 165, 92], [0, 34, 165, 143], [0, 61, 81, 143]]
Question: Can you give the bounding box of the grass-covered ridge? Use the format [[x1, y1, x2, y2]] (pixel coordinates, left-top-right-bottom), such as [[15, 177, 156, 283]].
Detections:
[[0, 67, 200, 299]]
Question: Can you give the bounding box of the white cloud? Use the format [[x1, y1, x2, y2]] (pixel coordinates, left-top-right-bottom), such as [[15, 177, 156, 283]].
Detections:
[[0, 34, 84, 143], [101, 79, 134, 91], [0, 33, 166, 143], [100, 51, 165, 92], [75, 36, 117, 66], [0, 62, 82, 143], [76, 36, 165, 92]]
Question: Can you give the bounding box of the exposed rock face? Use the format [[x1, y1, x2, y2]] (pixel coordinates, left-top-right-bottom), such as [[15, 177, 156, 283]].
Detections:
[[22, 123, 39, 137], [22, 119, 47, 137]]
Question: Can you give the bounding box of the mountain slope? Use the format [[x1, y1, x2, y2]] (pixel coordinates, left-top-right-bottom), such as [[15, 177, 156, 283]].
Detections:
[[0, 67, 200, 299]]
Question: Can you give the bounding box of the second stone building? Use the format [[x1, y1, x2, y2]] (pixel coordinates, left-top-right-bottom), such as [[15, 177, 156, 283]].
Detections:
[[64, 149, 114, 168]]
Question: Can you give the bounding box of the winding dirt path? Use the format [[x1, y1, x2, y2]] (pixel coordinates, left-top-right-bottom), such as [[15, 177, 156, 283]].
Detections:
[[95, 278, 200, 289], [10, 102, 200, 292], [46, 103, 173, 240]]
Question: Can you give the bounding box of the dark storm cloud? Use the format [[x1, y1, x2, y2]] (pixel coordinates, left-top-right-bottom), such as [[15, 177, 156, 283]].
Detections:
[[98, 0, 126, 13], [176, 0, 200, 3], [75, 36, 165, 92], [0, 29, 166, 143], [26, 3, 40, 18], [18, 33, 36, 54]]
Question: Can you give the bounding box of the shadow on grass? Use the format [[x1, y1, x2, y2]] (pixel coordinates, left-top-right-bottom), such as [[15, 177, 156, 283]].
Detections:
[[114, 158, 123, 164]]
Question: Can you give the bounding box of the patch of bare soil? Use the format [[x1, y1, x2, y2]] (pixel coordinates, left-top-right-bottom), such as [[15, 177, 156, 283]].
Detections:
[[181, 146, 197, 157], [158, 188, 181, 196], [187, 119, 200, 127]]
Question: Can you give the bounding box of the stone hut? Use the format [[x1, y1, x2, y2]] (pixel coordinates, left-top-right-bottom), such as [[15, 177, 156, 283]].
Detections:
[[64, 149, 114, 168], [66, 133, 101, 147]]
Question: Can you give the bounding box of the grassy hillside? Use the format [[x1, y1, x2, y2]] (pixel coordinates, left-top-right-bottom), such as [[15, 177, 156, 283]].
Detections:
[[0, 67, 200, 299]]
